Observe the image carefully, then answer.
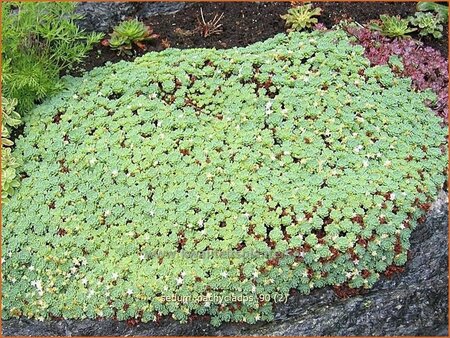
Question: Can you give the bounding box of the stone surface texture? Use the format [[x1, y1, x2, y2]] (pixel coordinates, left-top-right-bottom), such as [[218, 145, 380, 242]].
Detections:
[[75, 2, 188, 32]]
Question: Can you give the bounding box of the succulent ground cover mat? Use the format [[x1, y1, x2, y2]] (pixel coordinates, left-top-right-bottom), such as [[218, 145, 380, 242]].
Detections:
[[2, 30, 447, 326]]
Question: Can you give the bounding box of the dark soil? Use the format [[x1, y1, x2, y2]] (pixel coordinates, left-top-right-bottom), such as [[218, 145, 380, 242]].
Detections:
[[68, 1, 448, 76]]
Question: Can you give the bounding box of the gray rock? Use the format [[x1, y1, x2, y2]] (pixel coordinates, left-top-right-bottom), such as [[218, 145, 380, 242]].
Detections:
[[137, 2, 187, 19], [75, 2, 188, 32], [3, 191, 448, 336]]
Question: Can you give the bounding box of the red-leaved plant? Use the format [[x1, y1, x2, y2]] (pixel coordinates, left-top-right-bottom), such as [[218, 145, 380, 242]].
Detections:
[[345, 27, 448, 124]]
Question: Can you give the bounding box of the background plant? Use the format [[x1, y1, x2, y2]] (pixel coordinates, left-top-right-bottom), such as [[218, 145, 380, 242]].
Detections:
[[104, 19, 159, 55], [417, 1, 448, 23], [369, 15, 416, 38], [408, 11, 444, 39], [1, 97, 22, 203], [1, 1, 102, 113], [2, 30, 446, 326], [1, 97, 21, 148], [281, 3, 322, 32]]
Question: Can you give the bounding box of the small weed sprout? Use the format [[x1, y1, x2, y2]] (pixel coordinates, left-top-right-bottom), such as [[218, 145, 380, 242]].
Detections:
[[195, 8, 224, 37]]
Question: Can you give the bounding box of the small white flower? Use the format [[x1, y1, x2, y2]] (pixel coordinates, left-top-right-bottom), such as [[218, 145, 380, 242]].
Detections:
[[198, 219, 204, 227], [265, 101, 273, 114], [28, 265, 34, 271], [180, 271, 186, 277], [221, 271, 228, 278], [251, 285, 257, 293], [111, 169, 118, 177], [81, 277, 88, 285], [111, 272, 119, 280], [104, 210, 111, 217], [32, 280, 42, 291], [89, 158, 97, 165], [353, 145, 363, 153], [384, 160, 392, 167], [176, 277, 184, 285], [390, 193, 396, 200], [139, 254, 145, 261], [126, 288, 133, 296]]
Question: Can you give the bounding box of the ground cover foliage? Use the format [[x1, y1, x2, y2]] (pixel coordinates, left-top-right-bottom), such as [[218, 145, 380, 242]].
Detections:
[[2, 30, 447, 326]]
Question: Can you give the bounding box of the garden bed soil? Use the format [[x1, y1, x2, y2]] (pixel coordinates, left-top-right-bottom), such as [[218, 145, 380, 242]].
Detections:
[[69, 1, 448, 76]]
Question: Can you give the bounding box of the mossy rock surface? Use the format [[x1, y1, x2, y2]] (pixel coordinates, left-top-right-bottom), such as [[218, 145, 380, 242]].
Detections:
[[2, 30, 447, 325]]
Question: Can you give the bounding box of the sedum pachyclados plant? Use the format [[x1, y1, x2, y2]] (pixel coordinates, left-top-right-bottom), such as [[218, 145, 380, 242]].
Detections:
[[2, 30, 447, 326]]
